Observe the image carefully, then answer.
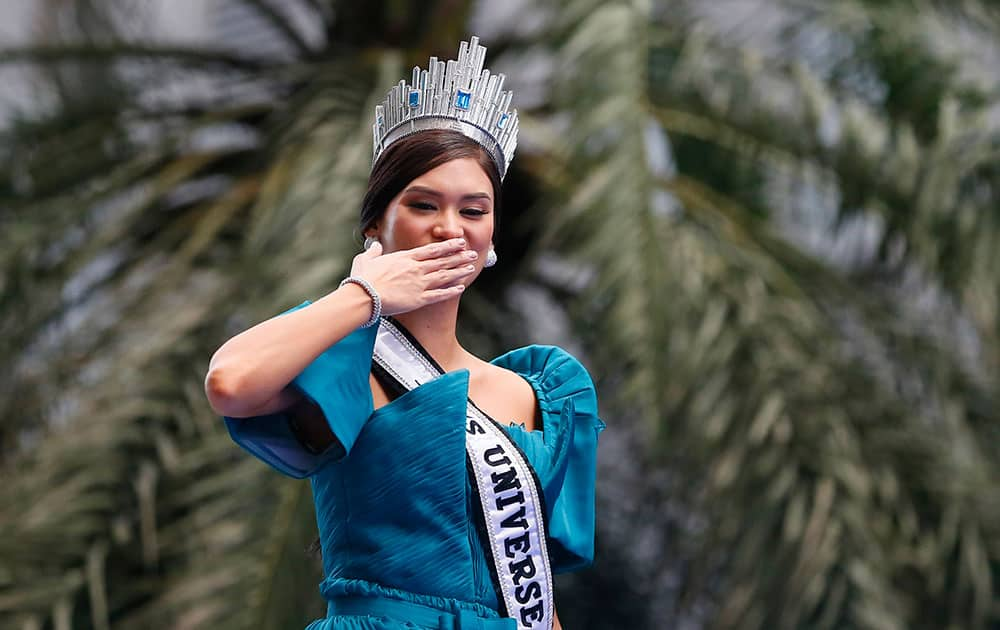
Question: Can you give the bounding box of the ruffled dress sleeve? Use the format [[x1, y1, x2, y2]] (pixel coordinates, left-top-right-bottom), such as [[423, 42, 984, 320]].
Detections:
[[491, 346, 606, 573], [222, 301, 377, 479]]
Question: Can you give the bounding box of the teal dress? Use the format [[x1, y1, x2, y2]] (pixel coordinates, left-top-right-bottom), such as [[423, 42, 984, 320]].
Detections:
[[224, 303, 605, 629]]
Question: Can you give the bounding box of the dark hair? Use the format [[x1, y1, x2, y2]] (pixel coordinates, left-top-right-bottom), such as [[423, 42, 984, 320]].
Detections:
[[359, 129, 503, 234]]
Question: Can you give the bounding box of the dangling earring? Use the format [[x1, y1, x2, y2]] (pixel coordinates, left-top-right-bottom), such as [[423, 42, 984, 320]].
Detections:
[[485, 247, 497, 268], [363, 235, 379, 250]]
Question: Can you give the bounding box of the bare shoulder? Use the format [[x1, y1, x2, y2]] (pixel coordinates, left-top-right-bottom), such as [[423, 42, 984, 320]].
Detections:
[[476, 359, 531, 388], [467, 357, 540, 430]]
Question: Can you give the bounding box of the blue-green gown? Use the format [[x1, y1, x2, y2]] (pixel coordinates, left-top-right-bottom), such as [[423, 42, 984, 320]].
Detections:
[[224, 303, 605, 629]]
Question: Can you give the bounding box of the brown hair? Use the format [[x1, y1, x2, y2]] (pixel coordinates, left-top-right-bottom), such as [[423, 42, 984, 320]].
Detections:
[[359, 129, 502, 234]]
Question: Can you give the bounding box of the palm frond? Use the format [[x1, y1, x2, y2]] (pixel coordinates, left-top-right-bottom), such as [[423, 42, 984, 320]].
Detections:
[[536, 1, 1000, 628]]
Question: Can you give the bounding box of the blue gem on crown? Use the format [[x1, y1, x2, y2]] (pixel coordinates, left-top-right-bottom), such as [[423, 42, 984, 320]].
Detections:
[[408, 90, 420, 108], [497, 113, 509, 129], [455, 89, 472, 111]]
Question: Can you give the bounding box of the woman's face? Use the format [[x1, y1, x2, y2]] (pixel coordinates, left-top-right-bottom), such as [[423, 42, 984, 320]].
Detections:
[[369, 157, 495, 275]]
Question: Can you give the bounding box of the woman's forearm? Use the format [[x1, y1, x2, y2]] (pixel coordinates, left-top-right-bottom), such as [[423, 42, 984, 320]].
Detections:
[[204, 284, 373, 417], [206, 237, 473, 418]]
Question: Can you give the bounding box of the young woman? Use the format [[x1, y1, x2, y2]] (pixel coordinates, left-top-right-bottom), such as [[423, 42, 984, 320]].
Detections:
[[205, 38, 603, 630]]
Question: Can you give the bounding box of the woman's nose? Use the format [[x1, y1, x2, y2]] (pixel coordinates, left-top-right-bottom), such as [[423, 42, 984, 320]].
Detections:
[[433, 211, 463, 239]]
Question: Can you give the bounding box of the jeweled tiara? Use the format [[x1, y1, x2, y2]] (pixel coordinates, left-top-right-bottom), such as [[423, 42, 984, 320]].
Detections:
[[371, 36, 519, 179]]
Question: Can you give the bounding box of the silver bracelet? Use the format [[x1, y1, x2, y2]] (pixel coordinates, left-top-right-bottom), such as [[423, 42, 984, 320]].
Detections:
[[339, 276, 382, 328]]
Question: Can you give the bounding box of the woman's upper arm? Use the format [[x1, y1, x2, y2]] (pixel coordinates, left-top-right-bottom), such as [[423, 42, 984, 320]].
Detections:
[[238, 384, 304, 417]]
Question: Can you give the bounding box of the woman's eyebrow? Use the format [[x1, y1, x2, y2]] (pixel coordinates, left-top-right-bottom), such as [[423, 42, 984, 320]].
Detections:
[[403, 185, 492, 202]]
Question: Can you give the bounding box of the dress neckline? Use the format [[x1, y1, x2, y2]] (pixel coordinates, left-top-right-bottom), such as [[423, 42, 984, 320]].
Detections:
[[372, 318, 545, 432]]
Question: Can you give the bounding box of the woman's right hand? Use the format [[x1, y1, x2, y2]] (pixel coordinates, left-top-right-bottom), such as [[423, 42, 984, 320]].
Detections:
[[347, 238, 479, 315]]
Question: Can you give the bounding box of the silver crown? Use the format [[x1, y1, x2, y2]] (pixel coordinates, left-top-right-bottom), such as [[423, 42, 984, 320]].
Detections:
[[372, 36, 519, 179]]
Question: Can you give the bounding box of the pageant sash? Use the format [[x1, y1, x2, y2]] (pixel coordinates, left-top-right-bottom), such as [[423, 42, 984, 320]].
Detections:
[[372, 318, 554, 630]]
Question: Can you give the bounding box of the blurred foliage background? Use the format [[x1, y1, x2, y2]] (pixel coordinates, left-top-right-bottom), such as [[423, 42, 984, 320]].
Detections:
[[1, 0, 998, 628]]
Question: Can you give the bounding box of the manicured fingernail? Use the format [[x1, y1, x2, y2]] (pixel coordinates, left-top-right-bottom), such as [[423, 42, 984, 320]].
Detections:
[[466, 251, 478, 259], [457, 239, 466, 246]]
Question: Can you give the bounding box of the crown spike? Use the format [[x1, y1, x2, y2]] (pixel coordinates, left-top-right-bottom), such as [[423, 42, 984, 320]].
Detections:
[[445, 60, 456, 89], [473, 45, 486, 76], [506, 113, 519, 147], [428, 57, 439, 90], [470, 69, 487, 124], [483, 74, 499, 106], [499, 91, 512, 115], [388, 85, 397, 128]]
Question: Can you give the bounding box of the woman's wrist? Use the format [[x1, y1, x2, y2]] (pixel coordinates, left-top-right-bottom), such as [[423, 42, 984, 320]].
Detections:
[[338, 276, 382, 328]]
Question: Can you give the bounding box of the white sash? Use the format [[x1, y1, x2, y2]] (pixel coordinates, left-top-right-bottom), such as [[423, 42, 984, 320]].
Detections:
[[372, 318, 554, 630]]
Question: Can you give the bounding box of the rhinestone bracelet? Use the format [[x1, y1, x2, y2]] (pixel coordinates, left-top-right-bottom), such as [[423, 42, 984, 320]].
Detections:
[[339, 276, 382, 328]]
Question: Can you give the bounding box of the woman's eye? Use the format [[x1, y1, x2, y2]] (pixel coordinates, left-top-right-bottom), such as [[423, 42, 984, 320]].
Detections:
[[411, 202, 436, 210], [462, 208, 488, 216]]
